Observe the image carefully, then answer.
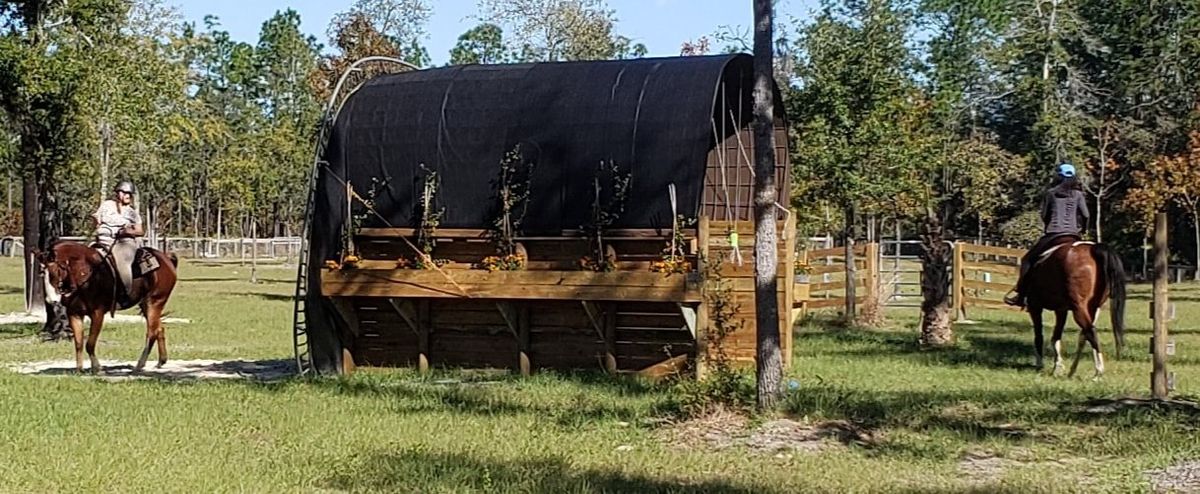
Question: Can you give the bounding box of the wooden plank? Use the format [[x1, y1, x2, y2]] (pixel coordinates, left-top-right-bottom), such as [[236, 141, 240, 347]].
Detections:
[[323, 268, 697, 288], [964, 279, 1013, 293], [331, 298, 361, 336], [960, 243, 1026, 258], [495, 302, 520, 340], [635, 355, 689, 381], [806, 296, 865, 309], [519, 305, 531, 376], [322, 270, 703, 302], [358, 227, 688, 240], [417, 300, 431, 373], [963, 261, 1018, 275]]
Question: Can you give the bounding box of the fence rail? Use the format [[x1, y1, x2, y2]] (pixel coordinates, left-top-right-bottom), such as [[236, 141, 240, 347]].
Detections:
[[1, 236, 302, 261], [795, 241, 1030, 318]]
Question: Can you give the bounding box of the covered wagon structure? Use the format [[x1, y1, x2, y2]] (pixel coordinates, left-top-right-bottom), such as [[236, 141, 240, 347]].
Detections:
[[292, 53, 795, 377]]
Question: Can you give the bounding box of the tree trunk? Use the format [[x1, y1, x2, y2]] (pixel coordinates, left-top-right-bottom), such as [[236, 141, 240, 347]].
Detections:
[[751, 0, 782, 411], [22, 174, 42, 313], [843, 206, 857, 324], [918, 215, 954, 347], [1193, 212, 1199, 281]]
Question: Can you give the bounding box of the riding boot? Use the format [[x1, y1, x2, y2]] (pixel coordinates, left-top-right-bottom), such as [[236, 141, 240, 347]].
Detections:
[[1005, 255, 1034, 307]]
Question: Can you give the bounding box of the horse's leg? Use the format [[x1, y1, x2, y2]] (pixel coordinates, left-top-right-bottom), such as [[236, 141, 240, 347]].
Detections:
[[1052, 310, 1068, 376], [1031, 308, 1045, 370], [85, 310, 105, 374], [136, 302, 157, 371], [1067, 306, 1102, 379], [154, 306, 167, 368], [69, 315, 84, 373]]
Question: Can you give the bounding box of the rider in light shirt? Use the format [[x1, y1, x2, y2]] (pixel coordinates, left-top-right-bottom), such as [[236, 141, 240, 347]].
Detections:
[[92, 181, 143, 303]]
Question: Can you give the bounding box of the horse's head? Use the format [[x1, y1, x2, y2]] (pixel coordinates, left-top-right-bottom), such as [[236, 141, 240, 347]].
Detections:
[[34, 243, 97, 303]]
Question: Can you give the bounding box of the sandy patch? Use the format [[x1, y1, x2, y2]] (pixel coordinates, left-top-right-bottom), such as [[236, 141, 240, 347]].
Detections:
[[658, 407, 875, 456], [1147, 460, 1200, 493], [0, 312, 191, 325], [6, 358, 293, 381]]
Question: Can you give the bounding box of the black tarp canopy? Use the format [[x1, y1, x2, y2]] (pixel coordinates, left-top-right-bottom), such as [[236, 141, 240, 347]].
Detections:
[[306, 53, 776, 373]]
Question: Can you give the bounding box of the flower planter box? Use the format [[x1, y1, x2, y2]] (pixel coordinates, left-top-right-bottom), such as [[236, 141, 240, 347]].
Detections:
[[321, 267, 702, 303]]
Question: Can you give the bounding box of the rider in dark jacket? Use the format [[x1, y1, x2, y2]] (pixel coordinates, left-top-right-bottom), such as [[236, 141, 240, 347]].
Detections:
[[1005, 163, 1090, 307]]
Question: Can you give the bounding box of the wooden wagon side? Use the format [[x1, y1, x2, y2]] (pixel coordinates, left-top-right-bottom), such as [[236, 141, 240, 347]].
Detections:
[[319, 217, 794, 378]]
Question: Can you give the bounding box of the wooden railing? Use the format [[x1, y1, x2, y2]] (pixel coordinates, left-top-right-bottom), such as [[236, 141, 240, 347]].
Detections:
[[793, 241, 1027, 320]]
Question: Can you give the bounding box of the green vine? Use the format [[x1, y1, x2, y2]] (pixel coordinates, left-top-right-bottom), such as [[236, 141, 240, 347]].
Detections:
[[483, 144, 535, 270], [579, 160, 631, 272], [341, 176, 389, 265], [412, 165, 448, 270], [651, 215, 696, 274]]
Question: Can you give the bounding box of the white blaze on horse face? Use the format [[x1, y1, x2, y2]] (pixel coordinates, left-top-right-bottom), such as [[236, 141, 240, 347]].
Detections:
[[42, 270, 62, 304]]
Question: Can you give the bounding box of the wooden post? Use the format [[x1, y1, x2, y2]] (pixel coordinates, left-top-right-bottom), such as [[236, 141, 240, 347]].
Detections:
[[866, 242, 880, 309], [518, 306, 531, 376], [781, 219, 796, 367], [418, 300, 431, 374], [951, 242, 964, 321], [1152, 212, 1170, 400], [604, 304, 617, 373], [696, 216, 710, 379]]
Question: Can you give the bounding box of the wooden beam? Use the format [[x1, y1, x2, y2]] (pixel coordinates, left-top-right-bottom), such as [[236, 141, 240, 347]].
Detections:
[[696, 215, 709, 380], [603, 303, 617, 374], [518, 306, 531, 377], [636, 354, 689, 381], [581, 301, 605, 341], [417, 300, 431, 374], [330, 298, 360, 336], [388, 298, 420, 335], [386, 298, 430, 373], [330, 298, 359, 375], [495, 302, 520, 340]]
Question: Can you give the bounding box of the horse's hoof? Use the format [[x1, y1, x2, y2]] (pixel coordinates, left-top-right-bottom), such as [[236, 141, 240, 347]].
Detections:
[[155, 361, 166, 369]]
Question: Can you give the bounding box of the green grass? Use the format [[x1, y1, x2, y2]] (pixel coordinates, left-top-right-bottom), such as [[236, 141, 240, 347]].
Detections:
[[0, 258, 1197, 493]]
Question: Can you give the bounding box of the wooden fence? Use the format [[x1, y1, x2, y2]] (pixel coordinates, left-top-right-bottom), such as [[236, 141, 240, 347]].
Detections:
[[793, 241, 1027, 320], [953, 242, 1024, 319]]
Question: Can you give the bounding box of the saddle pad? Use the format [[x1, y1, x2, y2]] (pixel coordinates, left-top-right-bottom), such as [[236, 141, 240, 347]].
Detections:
[[1035, 241, 1095, 266], [135, 249, 160, 278]]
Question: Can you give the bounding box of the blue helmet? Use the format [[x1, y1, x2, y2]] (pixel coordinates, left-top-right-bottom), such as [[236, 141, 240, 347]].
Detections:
[[1057, 163, 1076, 178]]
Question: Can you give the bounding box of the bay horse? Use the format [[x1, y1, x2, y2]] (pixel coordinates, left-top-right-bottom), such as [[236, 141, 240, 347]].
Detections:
[[1024, 236, 1126, 379], [34, 240, 178, 373]]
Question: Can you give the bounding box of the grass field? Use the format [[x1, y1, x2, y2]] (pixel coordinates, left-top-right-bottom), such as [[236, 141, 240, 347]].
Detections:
[[0, 257, 1197, 493]]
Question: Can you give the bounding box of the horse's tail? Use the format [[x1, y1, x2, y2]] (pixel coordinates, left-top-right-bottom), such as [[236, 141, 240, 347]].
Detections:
[[1094, 244, 1127, 358]]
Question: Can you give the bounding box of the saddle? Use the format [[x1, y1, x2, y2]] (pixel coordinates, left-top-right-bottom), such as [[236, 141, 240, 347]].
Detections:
[[90, 242, 162, 310], [1034, 238, 1095, 267]]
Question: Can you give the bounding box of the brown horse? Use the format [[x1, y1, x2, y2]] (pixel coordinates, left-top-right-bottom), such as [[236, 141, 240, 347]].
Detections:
[[1024, 236, 1126, 378], [34, 240, 178, 373]]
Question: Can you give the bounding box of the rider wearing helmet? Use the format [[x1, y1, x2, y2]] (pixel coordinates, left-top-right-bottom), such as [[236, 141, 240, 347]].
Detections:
[[92, 181, 143, 303], [1005, 164, 1090, 308]]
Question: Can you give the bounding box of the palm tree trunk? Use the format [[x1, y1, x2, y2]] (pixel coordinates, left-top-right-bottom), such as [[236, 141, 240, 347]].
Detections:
[[919, 214, 954, 346], [752, 0, 782, 411]]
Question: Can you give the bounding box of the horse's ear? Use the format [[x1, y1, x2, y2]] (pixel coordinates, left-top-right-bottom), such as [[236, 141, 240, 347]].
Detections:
[[31, 248, 50, 265]]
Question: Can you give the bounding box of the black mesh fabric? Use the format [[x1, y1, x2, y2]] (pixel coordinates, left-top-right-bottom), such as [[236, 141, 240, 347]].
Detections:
[[306, 54, 760, 373]]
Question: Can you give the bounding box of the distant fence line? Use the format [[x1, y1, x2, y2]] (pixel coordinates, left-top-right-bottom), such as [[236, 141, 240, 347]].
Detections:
[[1, 236, 302, 261]]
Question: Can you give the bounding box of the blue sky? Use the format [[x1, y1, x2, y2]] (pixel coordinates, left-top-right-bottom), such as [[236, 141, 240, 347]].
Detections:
[[172, 0, 820, 64]]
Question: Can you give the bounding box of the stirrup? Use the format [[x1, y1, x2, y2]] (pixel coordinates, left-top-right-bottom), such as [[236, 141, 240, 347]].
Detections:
[[1003, 290, 1024, 307]]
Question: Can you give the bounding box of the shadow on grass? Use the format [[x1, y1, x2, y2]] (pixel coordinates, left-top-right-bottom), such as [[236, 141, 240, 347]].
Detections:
[[0, 286, 22, 295], [798, 327, 1038, 371], [0, 323, 39, 338], [247, 292, 293, 302], [296, 370, 668, 428], [322, 449, 775, 494]]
